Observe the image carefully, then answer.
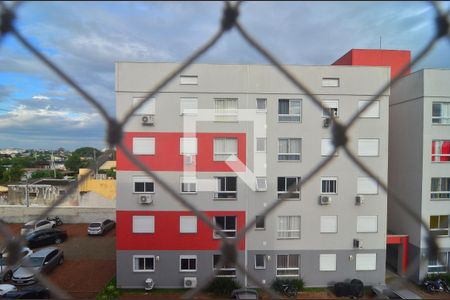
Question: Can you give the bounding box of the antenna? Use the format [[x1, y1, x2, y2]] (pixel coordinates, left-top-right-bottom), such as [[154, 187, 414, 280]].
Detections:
[[379, 36, 382, 49]]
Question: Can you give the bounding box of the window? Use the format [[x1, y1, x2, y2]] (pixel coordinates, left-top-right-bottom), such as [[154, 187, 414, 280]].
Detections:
[[256, 177, 267, 192], [133, 177, 154, 193], [215, 98, 238, 121], [357, 216, 378, 233], [255, 216, 265, 230], [255, 254, 266, 269], [428, 252, 448, 273], [132, 97, 156, 115], [180, 216, 197, 233], [180, 137, 197, 155], [431, 178, 450, 200], [357, 139, 379, 156], [277, 177, 301, 199], [320, 216, 338, 233], [322, 100, 339, 118], [278, 99, 301, 122], [213, 254, 236, 277], [322, 78, 339, 87], [430, 215, 449, 236], [356, 253, 376, 271], [320, 254, 337, 271], [256, 138, 266, 152], [432, 102, 450, 124], [277, 216, 301, 239], [132, 216, 154, 233], [133, 137, 155, 155], [133, 256, 155, 272], [214, 177, 237, 199], [180, 255, 197, 272], [276, 254, 300, 276], [180, 177, 197, 193], [214, 138, 238, 161], [321, 139, 337, 156], [432, 140, 450, 162], [278, 138, 301, 161], [180, 75, 198, 85], [256, 98, 267, 112], [357, 177, 378, 195], [358, 100, 380, 118], [180, 97, 198, 115], [213, 216, 237, 238], [321, 177, 337, 194]]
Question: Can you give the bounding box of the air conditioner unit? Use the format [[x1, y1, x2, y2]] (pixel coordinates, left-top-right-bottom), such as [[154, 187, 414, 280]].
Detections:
[[319, 195, 332, 205], [353, 238, 363, 249], [184, 277, 197, 288], [144, 278, 154, 291], [138, 194, 153, 205], [323, 117, 331, 128], [355, 195, 364, 206], [184, 155, 194, 165], [142, 115, 154, 126]]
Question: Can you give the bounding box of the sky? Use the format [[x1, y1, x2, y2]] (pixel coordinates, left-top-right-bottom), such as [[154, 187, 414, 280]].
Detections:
[[0, 1, 449, 151]]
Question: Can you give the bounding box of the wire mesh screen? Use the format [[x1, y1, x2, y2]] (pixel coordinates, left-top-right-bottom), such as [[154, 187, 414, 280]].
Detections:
[[0, 1, 450, 298]]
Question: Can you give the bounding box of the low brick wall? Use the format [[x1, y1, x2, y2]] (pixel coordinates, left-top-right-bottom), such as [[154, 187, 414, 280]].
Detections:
[[0, 205, 115, 223]]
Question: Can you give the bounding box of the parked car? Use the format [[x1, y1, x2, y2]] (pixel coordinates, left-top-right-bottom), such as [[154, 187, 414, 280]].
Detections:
[[0, 247, 33, 282], [12, 247, 64, 285], [87, 219, 116, 236], [25, 228, 67, 249], [0, 284, 17, 296], [20, 219, 56, 235], [371, 284, 422, 299], [231, 289, 260, 300], [2, 287, 50, 299]]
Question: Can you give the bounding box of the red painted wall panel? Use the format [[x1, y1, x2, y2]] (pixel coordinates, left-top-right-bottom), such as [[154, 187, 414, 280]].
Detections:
[[117, 132, 246, 172], [116, 210, 246, 251], [333, 49, 411, 79]]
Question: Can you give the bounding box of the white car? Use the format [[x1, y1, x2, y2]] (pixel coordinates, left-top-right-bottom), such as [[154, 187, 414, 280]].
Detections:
[[20, 219, 56, 235], [0, 284, 17, 296], [0, 247, 33, 282]]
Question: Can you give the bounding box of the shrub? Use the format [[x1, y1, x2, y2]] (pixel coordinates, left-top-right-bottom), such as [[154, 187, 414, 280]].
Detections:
[[204, 277, 241, 296], [97, 278, 121, 300], [271, 278, 305, 293], [424, 273, 450, 286]]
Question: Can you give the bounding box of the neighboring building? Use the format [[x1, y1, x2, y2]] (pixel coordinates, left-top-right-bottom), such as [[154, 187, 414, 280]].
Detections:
[[115, 62, 390, 289], [388, 69, 450, 283], [78, 168, 116, 207]]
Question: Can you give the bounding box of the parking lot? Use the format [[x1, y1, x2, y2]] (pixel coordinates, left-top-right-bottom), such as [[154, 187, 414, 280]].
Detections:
[[4, 223, 116, 299]]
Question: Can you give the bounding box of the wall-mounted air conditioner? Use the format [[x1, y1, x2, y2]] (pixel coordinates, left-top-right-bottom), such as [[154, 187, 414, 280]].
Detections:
[[184, 155, 194, 165], [353, 238, 363, 249], [355, 195, 364, 206], [184, 277, 197, 288], [138, 194, 153, 205], [142, 115, 154, 126], [319, 195, 332, 205]]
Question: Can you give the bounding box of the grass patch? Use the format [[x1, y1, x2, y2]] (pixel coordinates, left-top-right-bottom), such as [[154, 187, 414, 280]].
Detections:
[[119, 288, 188, 294], [97, 277, 121, 300]]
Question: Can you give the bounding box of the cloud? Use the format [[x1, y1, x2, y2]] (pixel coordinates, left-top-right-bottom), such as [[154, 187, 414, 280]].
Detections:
[[32, 95, 50, 101]]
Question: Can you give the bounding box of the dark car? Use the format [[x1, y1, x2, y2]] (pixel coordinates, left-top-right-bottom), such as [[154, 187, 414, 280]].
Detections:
[[87, 219, 116, 236], [3, 287, 50, 299], [25, 228, 67, 249], [231, 289, 260, 300], [12, 247, 64, 285]]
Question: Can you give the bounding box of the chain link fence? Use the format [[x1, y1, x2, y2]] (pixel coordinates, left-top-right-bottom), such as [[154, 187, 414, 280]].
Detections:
[[0, 1, 449, 298]]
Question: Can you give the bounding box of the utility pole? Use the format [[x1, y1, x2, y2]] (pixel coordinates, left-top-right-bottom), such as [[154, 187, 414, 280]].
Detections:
[[25, 177, 29, 207]]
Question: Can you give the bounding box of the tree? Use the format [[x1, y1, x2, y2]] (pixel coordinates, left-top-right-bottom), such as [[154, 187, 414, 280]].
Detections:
[[73, 147, 101, 159], [2, 166, 24, 183], [31, 170, 63, 179], [64, 153, 88, 172]]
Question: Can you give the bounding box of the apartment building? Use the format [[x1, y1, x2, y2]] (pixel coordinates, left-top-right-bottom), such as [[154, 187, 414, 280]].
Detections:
[[388, 69, 450, 283], [115, 62, 390, 288]]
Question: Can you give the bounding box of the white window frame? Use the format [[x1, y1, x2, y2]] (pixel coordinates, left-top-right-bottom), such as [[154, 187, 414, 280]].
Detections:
[[320, 254, 337, 272], [432, 140, 450, 162], [133, 255, 155, 272], [214, 138, 238, 161], [357, 138, 379, 157], [133, 176, 155, 194], [278, 99, 302, 122], [255, 254, 266, 269], [320, 216, 338, 233], [180, 176, 197, 194], [180, 75, 198, 85], [180, 216, 197, 234], [213, 216, 237, 239], [133, 137, 155, 155], [356, 253, 377, 271], [277, 177, 301, 199], [180, 255, 197, 272], [321, 138, 337, 156], [357, 216, 378, 233], [432, 102, 450, 125], [427, 252, 449, 273], [214, 176, 237, 199], [256, 177, 268, 192], [321, 177, 337, 194], [430, 215, 449, 236], [180, 137, 198, 155], [278, 138, 301, 161], [132, 216, 155, 233], [322, 78, 340, 87], [357, 177, 379, 195], [256, 98, 267, 113], [431, 177, 450, 200], [358, 100, 380, 118], [132, 97, 156, 115], [322, 100, 339, 118], [256, 138, 267, 153], [214, 98, 238, 122], [276, 254, 300, 277], [180, 97, 198, 115], [277, 216, 301, 239], [213, 254, 236, 277]]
